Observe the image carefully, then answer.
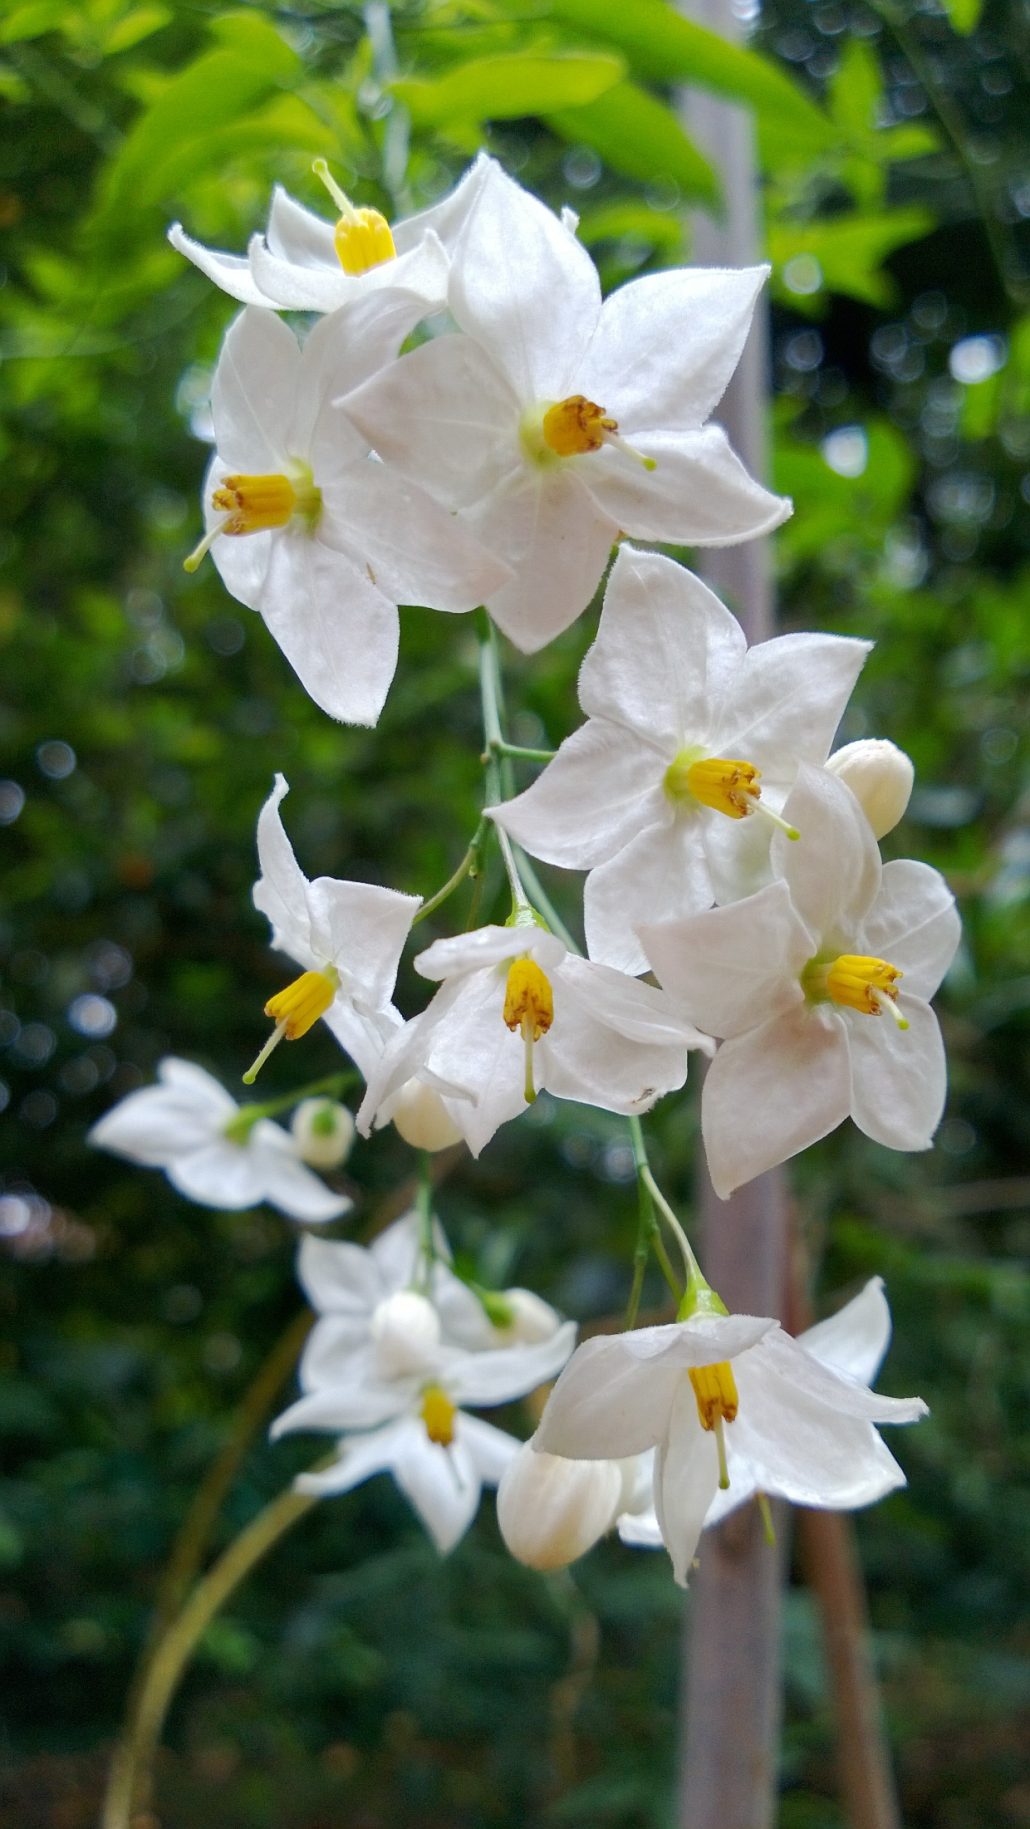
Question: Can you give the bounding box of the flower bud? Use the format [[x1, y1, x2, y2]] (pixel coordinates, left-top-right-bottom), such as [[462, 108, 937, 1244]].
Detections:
[[390, 1079, 464, 1152], [370, 1289, 441, 1378], [491, 1287, 562, 1346], [291, 1097, 355, 1169], [826, 739, 914, 840], [497, 1440, 624, 1571]]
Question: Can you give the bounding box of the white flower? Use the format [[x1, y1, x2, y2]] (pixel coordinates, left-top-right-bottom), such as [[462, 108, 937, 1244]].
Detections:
[[497, 1441, 629, 1571], [291, 1097, 355, 1170], [826, 738, 914, 839], [356, 920, 712, 1158], [490, 547, 870, 973], [273, 1281, 576, 1556], [341, 160, 790, 652], [247, 773, 420, 1085], [88, 1057, 349, 1223], [169, 154, 492, 314], [639, 767, 961, 1197], [536, 1284, 927, 1586], [388, 1078, 466, 1152], [187, 304, 507, 726]]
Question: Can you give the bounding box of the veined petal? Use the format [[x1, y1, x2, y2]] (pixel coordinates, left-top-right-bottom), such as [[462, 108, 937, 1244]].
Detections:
[[847, 995, 947, 1151], [581, 265, 769, 431], [702, 1005, 851, 1198], [800, 1278, 892, 1388], [471, 470, 617, 653], [584, 820, 716, 977], [257, 533, 400, 727], [773, 767, 882, 940], [639, 880, 811, 1039], [579, 426, 791, 548], [253, 774, 317, 968], [536, 1335, 685, 1459], [580, 546, 746, 746], [341, 334, 521, 512], [857, 860, 961, 1000], [320, 460, 509, 613], [448, 160, 602, 399], [654, 1382, 721, 1586], [488, 720, 670, 871], [724, 632, 871, 774], [210, 307, 301, 473], [168, 222, 271, 305], [247, 229, 449, 315]]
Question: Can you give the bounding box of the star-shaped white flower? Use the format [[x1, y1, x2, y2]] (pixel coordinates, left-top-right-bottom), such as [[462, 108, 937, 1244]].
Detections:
[[188, 303, 507, 726], [639, 767, 961, 1196], [341, 159, 791, 652], [617, 1276, 916, 1553], [537, 1281, 927, 1586], [247, 773, 420, 1084], [168, 154, 492, 315], [490, 546, 870, 973], [356, 919, 713, 1158], [88, 1057, 349, 1223]]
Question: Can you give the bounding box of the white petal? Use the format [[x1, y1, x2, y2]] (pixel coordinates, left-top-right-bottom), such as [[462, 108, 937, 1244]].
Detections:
[[341, 334, 521, 511], [847, 996, 948, 1151], [726, 1355, 917, 1509], [472, 470, 616, 653], [449, 160, 601, 399], [857, 860, 961, 1000], [369, 1210, 436, 1288], [88, 1077, 220, 1166], [248, 1123, 351, 1222], [579, 546, 746, 747], [538, 973, 695, 1116], [752, 1328, 927, 1426], [619, 1313, 773, 1363], [252, 775, 317, 967], [536, 1335, 683, 1460], [393, 1420, 485, 1554], [257, 533, 400, 728], [210, 308, 300, 472], [167, 1140, 269, 1210], [581, 265, 769, 431], [297, 1233, 384, 1315], [291, 299, 421, 462], [725, 633, 871, 774], [271, 1377, 409, 1437], [497, 1442, 623, 1569], [247, 230, 449, 315], [774, 767, 882, 941], [580, 426, 791, 548], [800, 1278, 891, 1387], [409, 975, 527, 1158], [653, 1382, 721, 1586], [555, 953, 708, 1050], [460, 1412, 521, 1486], [299, 1316, 374, 1391], [168, 222, 269, 305], [265, 185, 336, 264], [445, 1322, 577, 1406], [416, 923, 565, 982], [292, 1417, 412, 1497], [488, 720, 669, 871], [393, 152, 495, 254], [701, 1006, 851, 1198], [585, 820, 716, 977], [639, 880, 811, 1039], [320, 459, 509, 613], [305, 875, 419, 1004]]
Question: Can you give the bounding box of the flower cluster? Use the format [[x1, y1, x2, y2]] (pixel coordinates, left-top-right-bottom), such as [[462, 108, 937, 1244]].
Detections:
[[89, 152, 957, 1576]]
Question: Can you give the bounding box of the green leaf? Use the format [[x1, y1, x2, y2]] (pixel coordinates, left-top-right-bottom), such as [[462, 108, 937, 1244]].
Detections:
[[939, 0, 985, 33], [575, 200, 686, 255], [769, 207, 935, 308], [829, 38, 881, 141], [547, 80, 719, 205], [496, 0, 836, 149], [103, 6, 172, 55], [0, 0, 68, 43], [391, 50, 625, 127]]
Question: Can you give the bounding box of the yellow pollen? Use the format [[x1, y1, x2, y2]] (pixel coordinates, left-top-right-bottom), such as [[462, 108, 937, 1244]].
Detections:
[[826, 954, 906, 1023], [679, 755, 762, 819], [242, 967, 340, 1085], [542, 394, 618, 457], [312, 157, 396, 275], [212, 473, 297, 535], [688, 1361, 739, 1431], [420, 1385, 457, 1448], [503, 957, 554, 1106]]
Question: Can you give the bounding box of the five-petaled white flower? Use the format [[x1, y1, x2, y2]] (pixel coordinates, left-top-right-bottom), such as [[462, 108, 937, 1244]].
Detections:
[[186, 304, 507, 726], [537, 1278, 927, 1586], [356, 919, 713, 1158], [341, 159, 791, 653], [88, 1057, 349, 1223], [246, 773, 420, 1085], [639, 766, 961, 1197], [490, 546, 870, 974], [169, 155, 492, 315]]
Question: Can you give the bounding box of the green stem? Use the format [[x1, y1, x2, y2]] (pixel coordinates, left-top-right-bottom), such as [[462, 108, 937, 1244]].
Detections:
[[101, 1481, 322, 1829], [412, 825, 486, 927], [224, 1070, 357, 1140], [486, 740, 556, 765], [513, 849, 580, 954], [478, 618, 531, 912]]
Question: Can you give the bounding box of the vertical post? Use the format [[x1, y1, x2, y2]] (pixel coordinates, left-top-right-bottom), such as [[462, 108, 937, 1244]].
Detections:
[[676, 8, 789, 1826]]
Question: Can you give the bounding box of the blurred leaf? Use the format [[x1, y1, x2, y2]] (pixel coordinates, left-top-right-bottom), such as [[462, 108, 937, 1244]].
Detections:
[[769, 206, 935, 308], [575, 200, 685, 254], [391, 50, 625, 127], [939, 0, 985, 32], [548, 81, 719, 205], [829, 37, 882, 141]]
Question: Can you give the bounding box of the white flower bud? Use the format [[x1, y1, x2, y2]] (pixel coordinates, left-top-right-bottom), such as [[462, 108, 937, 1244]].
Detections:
[[290, 1097, 355, 1169], [826, 739, 914, 840], [390, 1079, 464, 1152], [497, 1440, 624, 1571], [491, 1287, 561, 1346], [370, 1289, 441, 1378]]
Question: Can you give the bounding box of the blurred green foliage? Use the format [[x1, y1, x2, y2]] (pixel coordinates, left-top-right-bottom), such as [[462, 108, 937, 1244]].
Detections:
[[0, 0, 1027, 1825]]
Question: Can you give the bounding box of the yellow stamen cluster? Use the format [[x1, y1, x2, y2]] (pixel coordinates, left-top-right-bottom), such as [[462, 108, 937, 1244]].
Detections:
[[420, 1385, 457, 1448], [667, 754, 762, 819], [688, 1361, 740, 1430], [312, 157, 397, 276], [503, 957, 555, 1105], [243, 967, 341, 1085], [212, 472, 298, 535], [826, 954, 904, 1017], [542, 394, 618, 457]]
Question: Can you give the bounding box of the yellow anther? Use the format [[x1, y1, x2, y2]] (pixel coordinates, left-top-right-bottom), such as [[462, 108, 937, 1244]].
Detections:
[[312, 158, 396, 275], [420, 1384, 457, 1448], [669, 754, 762, 819], [542, 394, 618, 457], [212, 473, 297, 535], [503, 957, 554, 1106], [243, 967, 340, 1085], [826, 954, 907, 1026], [688, 1361, 740, 1431]]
